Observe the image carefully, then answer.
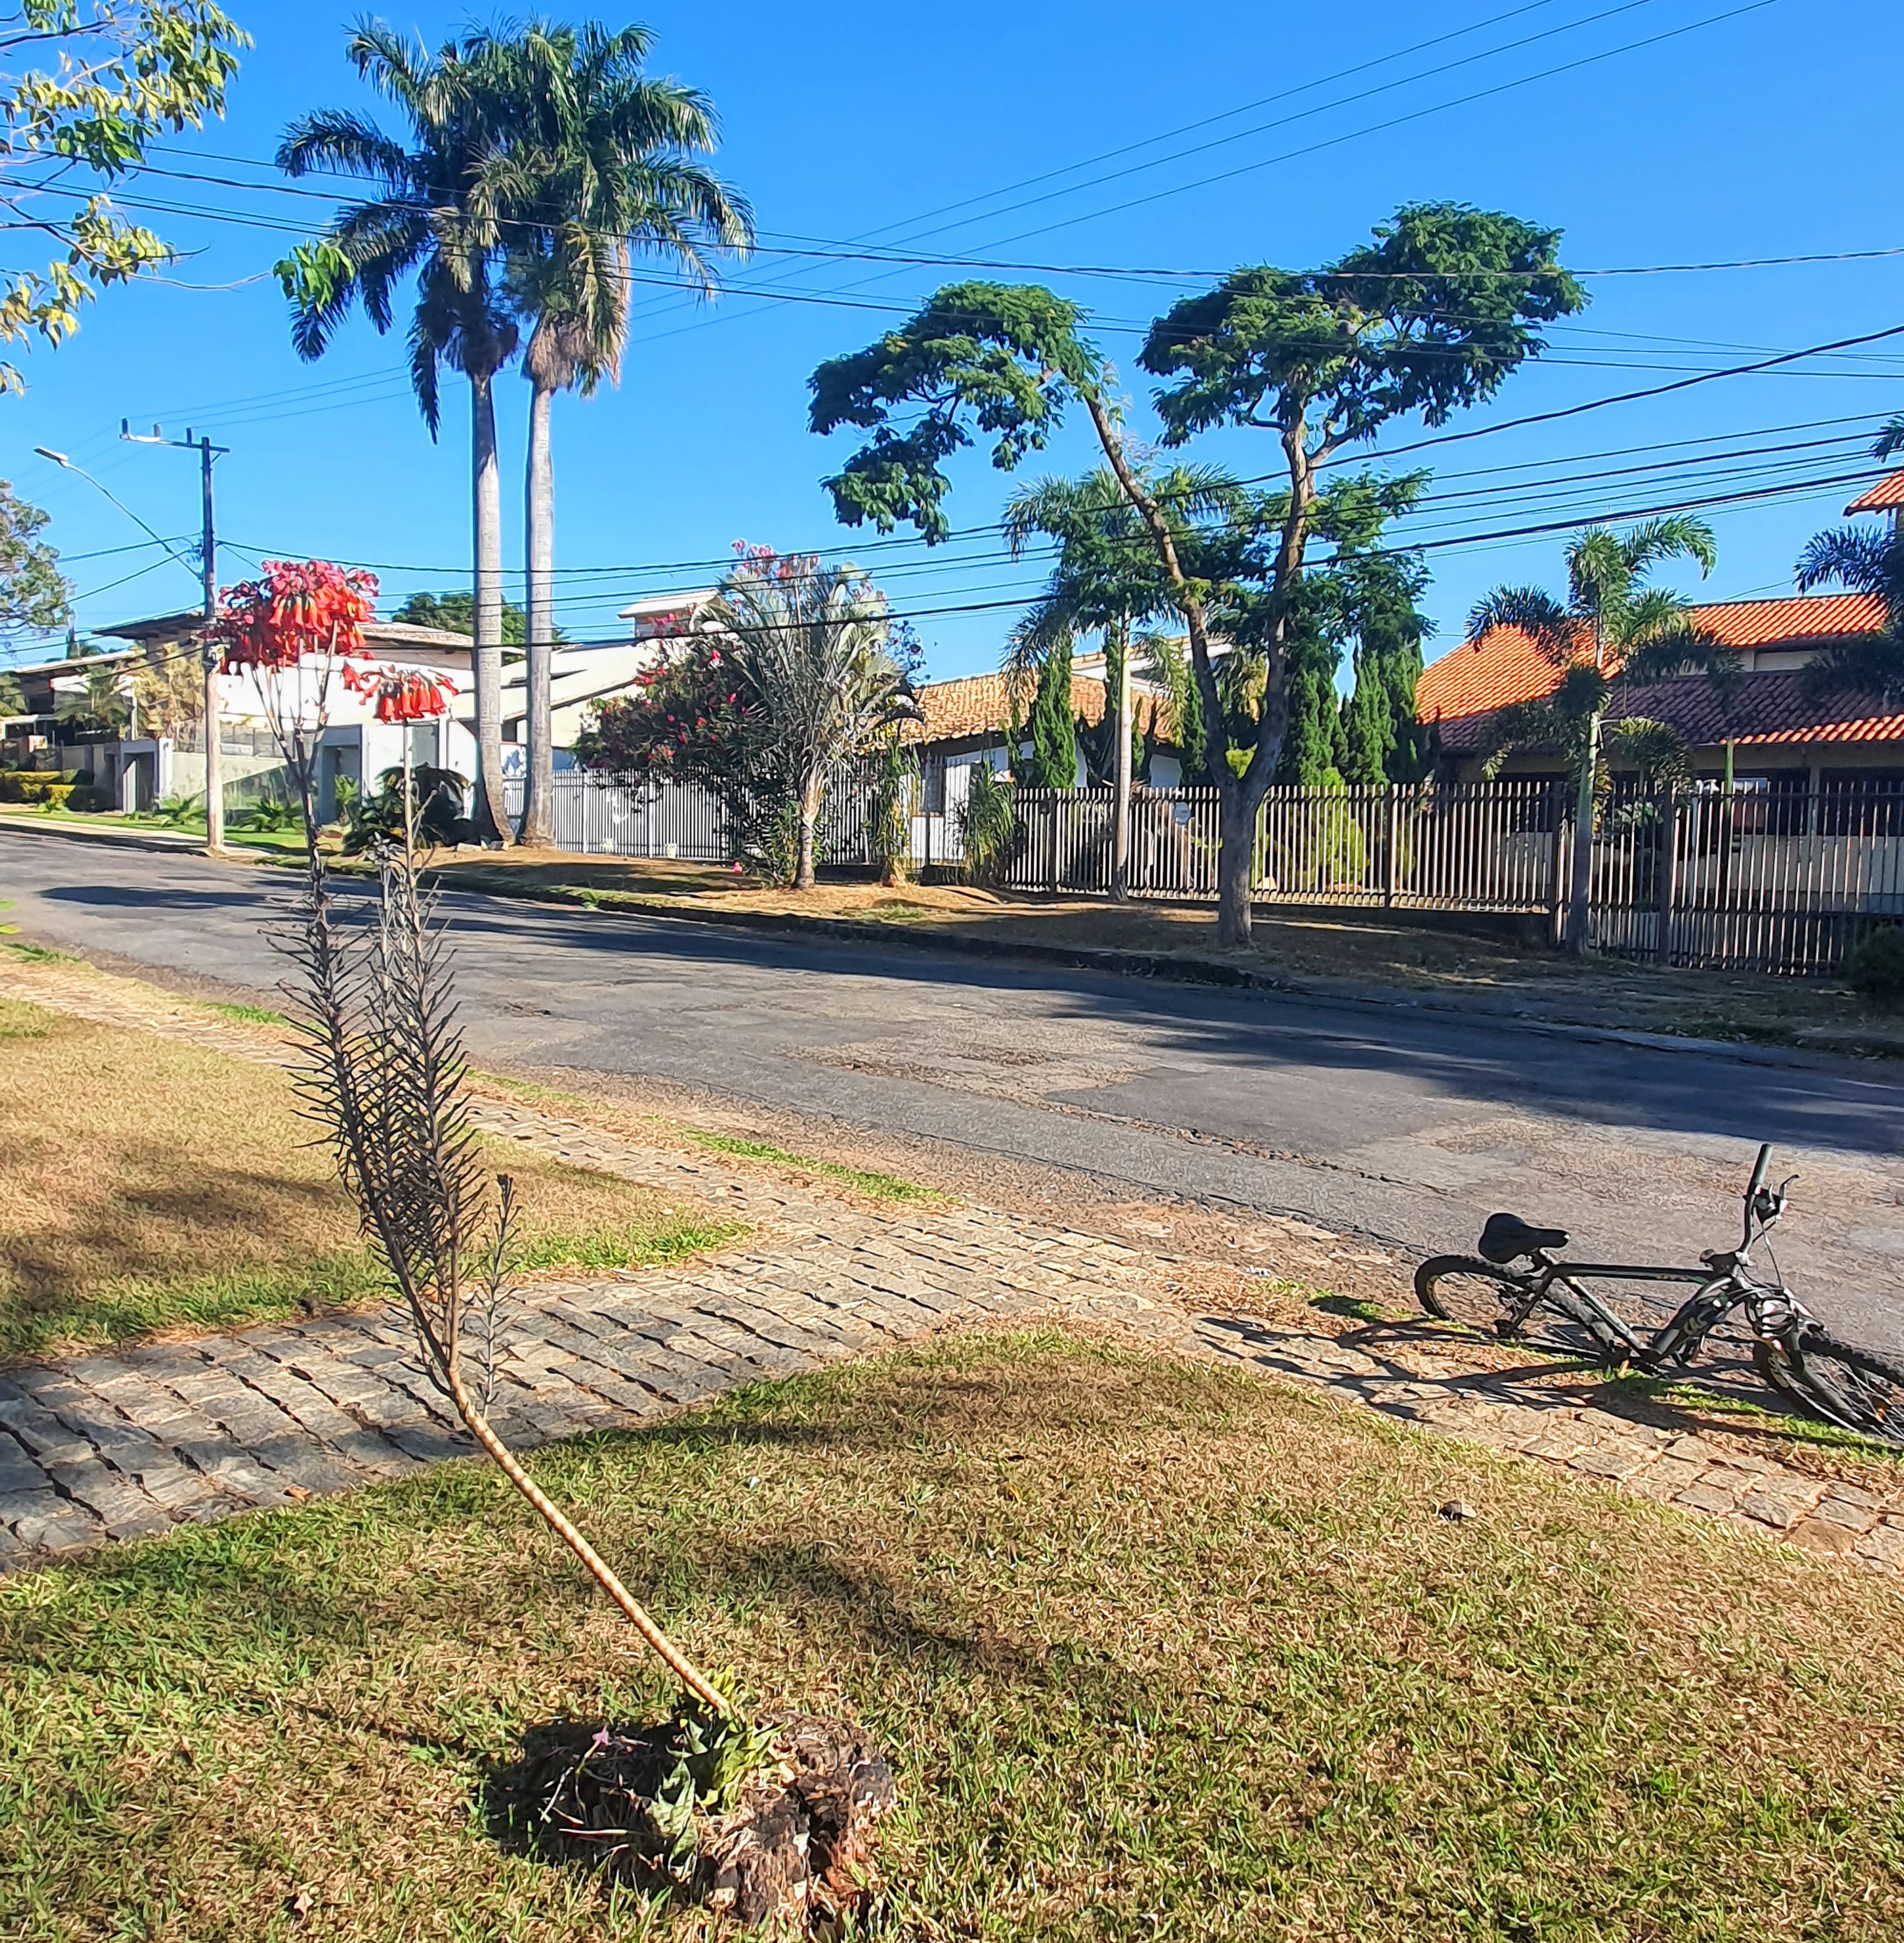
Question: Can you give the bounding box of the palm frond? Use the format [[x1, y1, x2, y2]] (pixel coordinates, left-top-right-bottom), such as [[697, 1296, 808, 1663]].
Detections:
[[1616, 515, 1717, 579], [1796, 525, 1895, 597], [1466, 585, 1574, 662], [1874, 414, 1904, 463], [1616, 586, 1699, 652], [1606, 716, 1692, 788], [277, 110, 417, 192], [1800, 636, 1904, 707]]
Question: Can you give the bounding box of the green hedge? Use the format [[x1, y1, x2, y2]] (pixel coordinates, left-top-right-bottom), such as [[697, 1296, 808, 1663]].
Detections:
[[0, 771, 74, 806]]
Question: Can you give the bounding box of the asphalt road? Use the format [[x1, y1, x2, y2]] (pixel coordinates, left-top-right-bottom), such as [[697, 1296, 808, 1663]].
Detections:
[[6, 825, 1903, 1352]]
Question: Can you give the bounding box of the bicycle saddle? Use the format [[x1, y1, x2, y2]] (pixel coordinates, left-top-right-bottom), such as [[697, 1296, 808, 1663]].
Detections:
[[1477, 1212, 1570, 1264]]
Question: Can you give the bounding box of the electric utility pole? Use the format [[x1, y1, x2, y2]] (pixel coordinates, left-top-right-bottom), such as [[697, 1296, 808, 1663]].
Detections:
[[123, 421, 228, 852]]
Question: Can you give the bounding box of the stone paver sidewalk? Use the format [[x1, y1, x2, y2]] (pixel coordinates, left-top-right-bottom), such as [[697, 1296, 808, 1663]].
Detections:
[[5, 957, 1903, 1577]]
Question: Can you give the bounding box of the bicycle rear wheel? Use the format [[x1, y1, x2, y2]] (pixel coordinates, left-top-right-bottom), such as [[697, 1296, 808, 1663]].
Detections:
[[1757, 1333, 1904, 1448], [1415, 1257, 1538, 1337], [1415, 1256, 1615, 1358]]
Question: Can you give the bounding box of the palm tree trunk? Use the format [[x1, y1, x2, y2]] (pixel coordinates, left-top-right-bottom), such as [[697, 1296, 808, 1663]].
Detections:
[[795, 777, 821, 890], [471, 371, 510, 845], [1567, 708, 1601, 953], [520, 376, 556, 848]]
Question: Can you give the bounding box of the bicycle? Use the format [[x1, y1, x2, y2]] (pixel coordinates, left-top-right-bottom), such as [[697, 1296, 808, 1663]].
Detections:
[[1413, 1143, 1904, 1447]]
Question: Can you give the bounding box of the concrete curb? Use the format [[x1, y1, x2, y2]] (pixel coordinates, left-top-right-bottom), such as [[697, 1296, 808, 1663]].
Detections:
[[0, 815, 270, 861], [424, 869, 1900, 1082]]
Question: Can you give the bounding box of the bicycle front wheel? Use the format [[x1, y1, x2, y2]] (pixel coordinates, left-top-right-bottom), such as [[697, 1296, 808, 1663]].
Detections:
[[1761, 1333, 1904, 1448]]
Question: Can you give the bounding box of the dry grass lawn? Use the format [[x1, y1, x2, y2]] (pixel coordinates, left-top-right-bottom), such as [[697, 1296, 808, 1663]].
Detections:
[[4, 1334, 1901, 1939], [0, 995, 736, 1360]]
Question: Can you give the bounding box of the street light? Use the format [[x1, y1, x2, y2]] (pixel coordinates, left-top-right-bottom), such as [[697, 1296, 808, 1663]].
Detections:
[[40, 425, 233, 852], [33, 447, 201, 580]]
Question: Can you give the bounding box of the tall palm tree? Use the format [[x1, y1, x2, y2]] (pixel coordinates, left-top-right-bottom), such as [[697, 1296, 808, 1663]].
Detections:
[[1469, 517, 1717, 953], [471, 19, 751, 848], [1794, 414, 1904, 701], [278, 22, 518, 844]]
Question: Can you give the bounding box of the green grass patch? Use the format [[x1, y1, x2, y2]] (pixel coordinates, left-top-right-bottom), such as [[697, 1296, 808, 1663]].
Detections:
[[0, 997, 53, 1041], [1307, 1291, 1394, 1325], [511, 1216, 742, 1275], [1, 938, 76, 964], [5, 1334, 1902, 1938], [198, 1000, 290, 1028], [1612, 1371, 1904, 1463], [684, 1128, 936, 1203], [0, 1214, 740, 1364]]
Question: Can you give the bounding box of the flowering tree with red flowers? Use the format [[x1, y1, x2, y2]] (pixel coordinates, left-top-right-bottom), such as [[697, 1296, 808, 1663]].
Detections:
[[212, 558, 380, 843]]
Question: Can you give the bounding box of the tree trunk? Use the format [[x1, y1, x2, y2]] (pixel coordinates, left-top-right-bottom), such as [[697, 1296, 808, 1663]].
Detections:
[[520, 378, 556, 848], [471, 371, 511, 845], [1215, 782, 1258, 948], [1567, 709, 1601, 954], [1111, 618, 1132, 903], [440, 1356, 731, 1716], [794, 778, 821, 890]]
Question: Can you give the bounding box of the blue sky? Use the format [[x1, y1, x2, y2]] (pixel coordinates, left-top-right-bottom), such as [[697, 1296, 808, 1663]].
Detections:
[[6, 0, 1902, 682]]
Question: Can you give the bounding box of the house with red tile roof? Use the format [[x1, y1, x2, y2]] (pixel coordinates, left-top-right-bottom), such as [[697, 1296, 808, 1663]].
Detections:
[[1417, 473, 1904, 789], [899, 657, 1172, 809]]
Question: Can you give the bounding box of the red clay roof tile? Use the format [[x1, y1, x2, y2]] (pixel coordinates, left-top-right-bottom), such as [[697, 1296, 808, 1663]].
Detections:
[[1846, 471, 1904, 515], [1431, 667, 1904, 756], [1415, 593, 1889, 729], [900, 672, 1113, 746]]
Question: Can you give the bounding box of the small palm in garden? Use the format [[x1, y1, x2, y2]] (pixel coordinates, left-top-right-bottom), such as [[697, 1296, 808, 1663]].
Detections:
[[1469, 516, 1718, 952], [225, 562, 896, 1922]]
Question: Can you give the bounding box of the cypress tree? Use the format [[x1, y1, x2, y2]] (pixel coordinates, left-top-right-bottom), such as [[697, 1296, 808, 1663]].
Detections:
[[1275, 620, 1347, 785], [1334, 553, 1433, 785], [1024, 637, 1078, 789]]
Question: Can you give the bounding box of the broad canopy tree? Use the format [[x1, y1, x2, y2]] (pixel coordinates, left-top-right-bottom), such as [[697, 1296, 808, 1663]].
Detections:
[[0, 479, 71, 647], [809, 204, 1584, 944]]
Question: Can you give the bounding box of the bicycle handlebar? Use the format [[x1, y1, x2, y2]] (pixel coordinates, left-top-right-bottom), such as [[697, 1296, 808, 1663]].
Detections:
[[1746, 1142, 1772, 1200]]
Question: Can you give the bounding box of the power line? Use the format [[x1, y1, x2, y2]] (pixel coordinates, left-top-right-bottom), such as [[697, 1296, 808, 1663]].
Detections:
[[125, 144, 1904, 292], [220, 405, 1898, 589], [935, 0, 1784, 253], [1338, 321, 1904, 469]]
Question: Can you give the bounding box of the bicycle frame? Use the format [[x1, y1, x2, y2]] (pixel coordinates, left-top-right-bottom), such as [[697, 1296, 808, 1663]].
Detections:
[[1490, 1143, 1814, 1369], [1505, 1258, 1755, 1368]]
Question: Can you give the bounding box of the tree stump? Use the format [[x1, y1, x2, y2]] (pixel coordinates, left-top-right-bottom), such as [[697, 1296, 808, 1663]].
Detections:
[[522, 1711, 896, 1929]]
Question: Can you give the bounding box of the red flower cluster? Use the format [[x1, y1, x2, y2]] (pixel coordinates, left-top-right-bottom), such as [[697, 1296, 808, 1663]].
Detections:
[[340, 662, 456, 724], [212, 559, 379, 672]]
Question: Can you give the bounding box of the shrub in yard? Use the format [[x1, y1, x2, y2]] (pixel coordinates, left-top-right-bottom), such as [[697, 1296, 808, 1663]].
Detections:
[[959, 761, 1017, 887], [1846, 925, 1904, 1004], [0, 770, 68, 804], [65, 784, 117, 812]]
